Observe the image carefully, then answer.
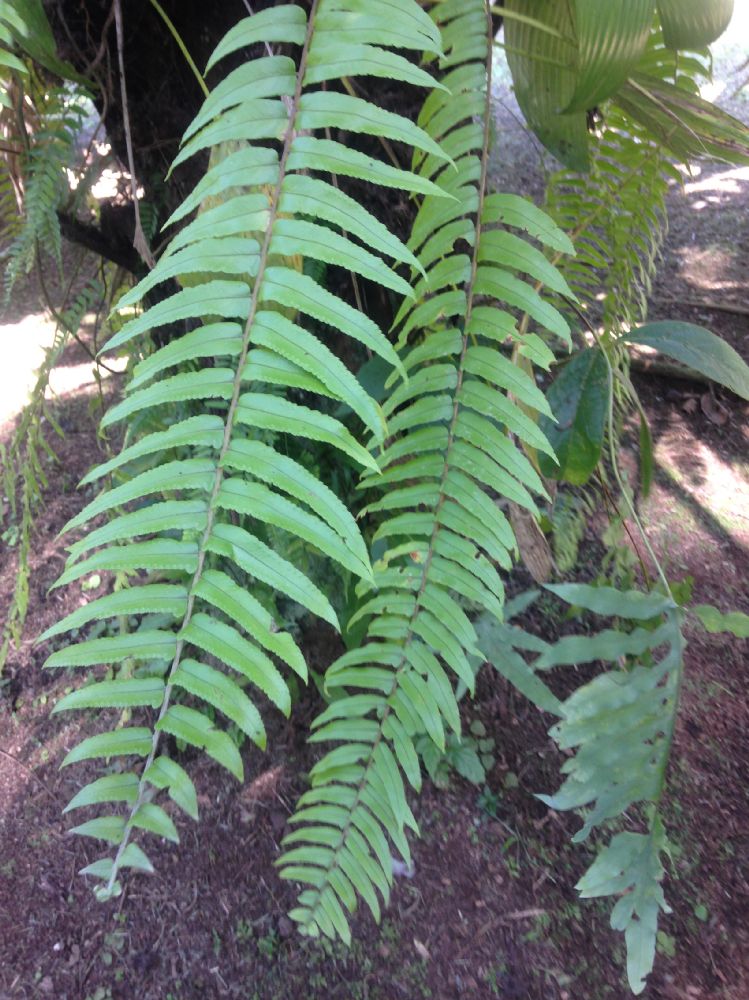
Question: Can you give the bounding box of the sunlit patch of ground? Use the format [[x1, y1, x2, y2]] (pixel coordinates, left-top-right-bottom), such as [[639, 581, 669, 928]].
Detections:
[[0, 310, 125, 436], [642, 420, 749, 587], [0, 312, 58, 428]]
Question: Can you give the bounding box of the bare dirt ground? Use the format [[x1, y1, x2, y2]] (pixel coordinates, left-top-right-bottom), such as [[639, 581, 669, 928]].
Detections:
[[1, 29, 748, 1000]]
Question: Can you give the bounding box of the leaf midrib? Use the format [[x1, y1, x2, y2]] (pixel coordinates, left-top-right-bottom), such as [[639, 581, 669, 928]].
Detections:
[[103, 0, 321, 895]]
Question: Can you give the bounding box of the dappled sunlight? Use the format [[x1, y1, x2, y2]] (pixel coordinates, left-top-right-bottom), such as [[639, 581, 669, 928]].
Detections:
[[0, 312, 57, 428], [0, 308, 124, 436], [677, 244, 743, 292], [649, 424, 749, 555], [683, 164, 749, 198]]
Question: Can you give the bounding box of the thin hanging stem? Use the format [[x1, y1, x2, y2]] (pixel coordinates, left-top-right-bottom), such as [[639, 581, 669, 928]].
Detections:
[[147, 0, 209, 98], [113, 0, 155, 270]]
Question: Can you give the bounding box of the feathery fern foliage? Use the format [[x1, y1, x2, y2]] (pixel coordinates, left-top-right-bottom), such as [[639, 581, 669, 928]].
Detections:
[[278, 0, 574, 942], [536, 583, 684, 995], [3, 84, 88, 301], [545, 112, 673, 342], [43, 0, 453, 901]]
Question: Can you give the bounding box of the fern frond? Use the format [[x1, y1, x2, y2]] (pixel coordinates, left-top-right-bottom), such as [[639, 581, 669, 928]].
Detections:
[[545, 109, 673, 341], [280, 0, 573, 941], [536, 582, 683, 995], [3, 85, 87, 301], [44, 0, 449, 900]]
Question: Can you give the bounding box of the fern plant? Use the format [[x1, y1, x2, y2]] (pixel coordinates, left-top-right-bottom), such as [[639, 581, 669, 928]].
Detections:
[[534, 582, 683, 995], [278, 0, 573, 942], [23, 0, 749, 995], [40, 0, 455, 901]]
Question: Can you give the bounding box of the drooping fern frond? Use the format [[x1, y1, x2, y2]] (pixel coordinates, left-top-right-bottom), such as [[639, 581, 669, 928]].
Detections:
[[3, 84, 88, 301], [545, 112, 673, 341], [279, 0, 574, 942], [534, 582, 684, 995], [543, 30, 721, 343], [42, 0, 452, 900]]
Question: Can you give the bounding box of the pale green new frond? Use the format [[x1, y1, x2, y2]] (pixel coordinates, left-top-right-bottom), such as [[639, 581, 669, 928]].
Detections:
[[536, 583, 683, 995], [45, 0, 443, 899]]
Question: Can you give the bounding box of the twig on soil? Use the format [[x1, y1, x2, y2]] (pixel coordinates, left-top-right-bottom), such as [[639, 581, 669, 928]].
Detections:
[[0, 746, 61, 804], [656, 296, 749, 317]]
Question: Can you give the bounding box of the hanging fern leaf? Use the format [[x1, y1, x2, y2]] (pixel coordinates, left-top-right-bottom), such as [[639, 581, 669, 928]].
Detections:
[[3, 85, 89, 300], [535, 582, 684, 995], [43, 0, 449, 901], [279, 0, 573, 942]]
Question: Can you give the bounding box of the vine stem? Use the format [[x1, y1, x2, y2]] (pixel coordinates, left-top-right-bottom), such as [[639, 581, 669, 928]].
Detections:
[[103, 0, 321, 896], [113, 0, 155, 271], [147, 0, 209, 98], [301, 0, 497, 926]]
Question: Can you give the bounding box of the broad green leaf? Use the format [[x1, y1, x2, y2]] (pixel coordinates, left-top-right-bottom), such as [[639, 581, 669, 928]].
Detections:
[[132, 802, 179, 843], [539, 348, 610, 485], [657, 0, 734, 49], [626, 321, 749, 401], [564, 0, 652, 113], [503, 0, 589, 171], [71, 815, 125, 844]]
